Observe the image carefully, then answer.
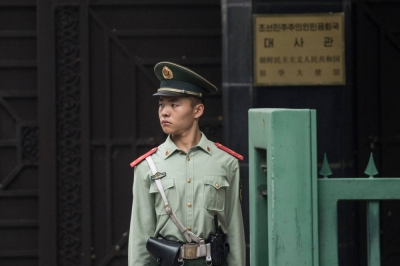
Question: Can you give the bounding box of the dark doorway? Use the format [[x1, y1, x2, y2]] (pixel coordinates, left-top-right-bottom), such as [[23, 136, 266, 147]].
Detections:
[[1, 1, 222, 265]]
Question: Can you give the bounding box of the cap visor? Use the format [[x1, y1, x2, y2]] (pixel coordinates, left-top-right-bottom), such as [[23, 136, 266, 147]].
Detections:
[[153, 91, 185, 97]]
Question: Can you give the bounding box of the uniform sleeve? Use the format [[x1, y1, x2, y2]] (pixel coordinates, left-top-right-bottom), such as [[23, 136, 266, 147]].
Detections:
[[225, 159, 246, 265], [128, 163, 156, 266]]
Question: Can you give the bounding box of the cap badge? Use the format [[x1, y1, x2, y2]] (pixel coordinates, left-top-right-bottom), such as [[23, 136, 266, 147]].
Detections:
[[162, 66, 173, 79]]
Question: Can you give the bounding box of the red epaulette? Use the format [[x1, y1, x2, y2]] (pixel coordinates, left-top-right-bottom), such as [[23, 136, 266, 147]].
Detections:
[[130, 147, 158, 168], [214, 143, 243, 161]]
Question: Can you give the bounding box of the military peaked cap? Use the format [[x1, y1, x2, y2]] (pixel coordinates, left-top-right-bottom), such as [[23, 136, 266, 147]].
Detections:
[[153, 62, 218, 98]]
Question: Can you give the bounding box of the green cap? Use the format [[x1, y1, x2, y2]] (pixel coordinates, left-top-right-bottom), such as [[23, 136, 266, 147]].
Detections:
[[153, 62, 218, 98]]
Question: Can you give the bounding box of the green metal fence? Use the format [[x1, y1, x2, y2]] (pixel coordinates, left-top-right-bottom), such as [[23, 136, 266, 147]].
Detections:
[[249, 108, 400, 266]]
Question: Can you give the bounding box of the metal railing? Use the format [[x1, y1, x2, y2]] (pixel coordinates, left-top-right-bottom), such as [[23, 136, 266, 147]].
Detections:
[[249, 108, 400, 266]]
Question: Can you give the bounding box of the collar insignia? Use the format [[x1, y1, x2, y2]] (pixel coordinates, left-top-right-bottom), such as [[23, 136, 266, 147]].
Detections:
[[162, 66, 173, 79], [151, 172, 167, 181]]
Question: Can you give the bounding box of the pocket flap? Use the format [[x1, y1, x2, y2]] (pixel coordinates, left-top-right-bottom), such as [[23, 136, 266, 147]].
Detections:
[[149, 178, 175, 193], [203, 176, 229, 190]]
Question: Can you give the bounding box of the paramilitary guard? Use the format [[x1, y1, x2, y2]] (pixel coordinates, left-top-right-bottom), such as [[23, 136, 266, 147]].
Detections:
[[128, 62, 245, 266]]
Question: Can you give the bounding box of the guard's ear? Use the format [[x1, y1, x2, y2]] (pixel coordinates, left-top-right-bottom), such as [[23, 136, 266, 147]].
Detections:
[[194, 103, 204, 118]]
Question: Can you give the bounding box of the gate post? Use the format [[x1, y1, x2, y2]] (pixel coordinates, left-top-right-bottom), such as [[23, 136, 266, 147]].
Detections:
[[249, 109, 318, 266]]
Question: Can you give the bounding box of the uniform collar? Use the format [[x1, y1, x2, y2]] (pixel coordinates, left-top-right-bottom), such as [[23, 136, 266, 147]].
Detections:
[[196, 133, 213, 156], [162, 135, 180, 159], [162, 133, 213, 159]]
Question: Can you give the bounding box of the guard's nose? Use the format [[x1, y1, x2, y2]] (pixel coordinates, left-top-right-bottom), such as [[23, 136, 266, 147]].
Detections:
[[161, 108, 170, 117]]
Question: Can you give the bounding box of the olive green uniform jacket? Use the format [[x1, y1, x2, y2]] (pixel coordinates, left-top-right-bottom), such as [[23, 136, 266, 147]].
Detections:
[[128, 134, 245, 266]]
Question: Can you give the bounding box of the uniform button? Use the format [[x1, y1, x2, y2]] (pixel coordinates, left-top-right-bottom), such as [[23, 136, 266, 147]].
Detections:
[[187, 179, 191, 183], [187, 202, 192, 207], [186, 156, 190, 161], [187, 227, 192, 231], [215, 183, 220, 188]]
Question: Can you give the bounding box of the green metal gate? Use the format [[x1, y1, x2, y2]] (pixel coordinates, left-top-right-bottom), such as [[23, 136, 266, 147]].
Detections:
[[249, 108, 400, 265]]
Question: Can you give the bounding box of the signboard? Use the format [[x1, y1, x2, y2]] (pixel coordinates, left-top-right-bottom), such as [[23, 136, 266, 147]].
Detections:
[[253, 13, 345, 86]]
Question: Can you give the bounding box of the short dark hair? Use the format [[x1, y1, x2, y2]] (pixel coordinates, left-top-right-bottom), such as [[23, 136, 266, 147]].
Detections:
[[188, 96, 205, 107]]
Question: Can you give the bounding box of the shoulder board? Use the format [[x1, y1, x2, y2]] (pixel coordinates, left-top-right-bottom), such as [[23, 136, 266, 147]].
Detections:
[[214, 143, 243, 161], [130, 147, 158, 168]]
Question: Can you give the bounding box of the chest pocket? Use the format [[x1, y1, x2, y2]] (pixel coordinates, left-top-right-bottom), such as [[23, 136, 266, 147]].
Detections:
[[203, 176, 229, 211], [149, 178, 176, 215]]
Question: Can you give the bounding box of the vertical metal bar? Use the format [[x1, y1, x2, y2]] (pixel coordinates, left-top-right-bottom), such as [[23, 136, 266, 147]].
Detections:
[[80, 3, 92, 265], [104, 29, 113, 249], [248, 111, 268, 266], [38, 0, 57, 264], [310, 110, 319, 265], [318, 200, 339, 265], [367, 201, 381, 266], [249, 149, 268, 265]]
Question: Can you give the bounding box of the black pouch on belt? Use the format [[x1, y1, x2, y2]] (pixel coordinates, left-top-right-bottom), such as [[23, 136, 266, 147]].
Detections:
[[209, 214, 229, 265], [146, 237, 182, 266]]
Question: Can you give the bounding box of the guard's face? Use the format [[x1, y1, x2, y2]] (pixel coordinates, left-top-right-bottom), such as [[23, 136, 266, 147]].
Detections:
[[158, 96, 203, 135]]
